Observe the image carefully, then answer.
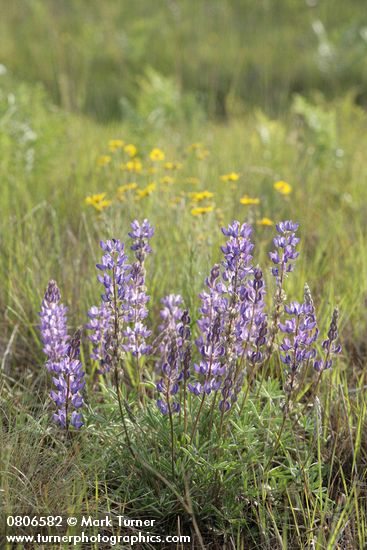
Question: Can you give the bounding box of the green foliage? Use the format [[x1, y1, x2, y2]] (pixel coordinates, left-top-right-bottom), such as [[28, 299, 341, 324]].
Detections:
[[1, 1, 367, 120], [120, 67, 205, 129]]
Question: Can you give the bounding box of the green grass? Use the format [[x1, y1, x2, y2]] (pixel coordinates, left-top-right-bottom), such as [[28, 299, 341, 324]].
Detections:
[[1, 0, 367, 120], [1, 72, 367, 549]]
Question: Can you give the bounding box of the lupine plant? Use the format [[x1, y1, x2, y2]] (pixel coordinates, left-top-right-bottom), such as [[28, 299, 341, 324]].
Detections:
[[39, 281, 85, 430], [39, 219, 341, 465]]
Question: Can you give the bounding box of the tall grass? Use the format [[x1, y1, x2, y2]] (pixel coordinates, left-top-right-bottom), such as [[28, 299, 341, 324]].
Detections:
[[1, 1, 367, 120]]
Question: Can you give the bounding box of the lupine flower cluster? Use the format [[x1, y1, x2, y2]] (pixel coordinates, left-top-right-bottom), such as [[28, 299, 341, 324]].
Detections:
[[188, 221, 270, 412], [86, 220, 154, 375], [123, 220, 154, 357], [39, 218, 342, 430], [279, 300, 318, 392], [39, 280, 85, 429], [269, 221, 300, 280], [39, 280, 69, 373], [314, 307, 342, 372], [50, 330, 85, 429], [156, 294, 187, 414]]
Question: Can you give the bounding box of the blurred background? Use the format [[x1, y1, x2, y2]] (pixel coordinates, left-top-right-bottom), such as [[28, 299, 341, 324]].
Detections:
[[1, 0, 367, 122]]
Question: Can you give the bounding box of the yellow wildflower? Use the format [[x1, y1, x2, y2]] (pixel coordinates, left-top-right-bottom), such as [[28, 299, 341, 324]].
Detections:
[[136, 182, 156, 200], [189, 190, 214, 203], [170, 196, 182, 205], [85, 193, 112, 212], [257, 217, 274, 226], [185, 177, 200, 186], [97, 155, 111, 167], [196, 149, 209, 160], [124, 144, 138, 157], [240, 195, 260, 206], [150, 148, 165, 161], [122, 159, 143, 173], [120, 182, 138, 192], [164, 161, 183, 171], [187, 142, 204, 151], [274, 180, 292, 195], [147, 166, 157, 175], [221, 172, 240, 182], [117, 183, 138, 202], [108, 139, 124, 152], [160, 176, 174, 185], [191, 205, 214, 216]]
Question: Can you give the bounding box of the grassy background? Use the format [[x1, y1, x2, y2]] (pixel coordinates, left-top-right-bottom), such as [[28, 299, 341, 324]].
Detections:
[[1, 1, 367, 548], [1, 0, 367, 120]]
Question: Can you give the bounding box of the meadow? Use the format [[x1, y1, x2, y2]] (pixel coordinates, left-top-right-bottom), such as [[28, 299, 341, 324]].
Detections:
[[1, 2, 367, 549]]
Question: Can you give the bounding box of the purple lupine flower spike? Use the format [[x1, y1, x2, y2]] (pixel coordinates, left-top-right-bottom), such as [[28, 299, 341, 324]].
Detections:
[[266, 221, 300, 360], [40, 282, 85, 429], [189, 221, 257, 411], [189, 264, 227, 397], [128, 218, 154, 263], [238, 267, 268, 379], [86, 304, 112, 372], [51, 329, 85, 429], [279, 301, 318, 392], [86, 239, 129, 372], [156, 295, 188, 414], [270, 221, 300, 280], [39, 280, 69, 373], [314, 307, 342, 372], [123, 220, 154, 357]]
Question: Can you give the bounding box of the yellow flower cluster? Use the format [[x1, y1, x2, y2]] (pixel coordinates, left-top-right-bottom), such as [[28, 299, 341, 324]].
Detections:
[[257, 217, 274, 226], [150, 148, 165, 161], [164, 161, 183, 171], [221, 172, 240, 182], [189, 190, 214, 203], [89, 137, 281, 226], [161, 176, 174, 185], [97, 155, 111, 167], [191, 205, 214, 216], [136, 182, 156, 200], [274, 180, 292, 195], [124, 144, 138, 157], [85, 193, 112, 212], [108, 139, 124, 152], [122, 159, 143, 173], [240, 195, 260, 205]]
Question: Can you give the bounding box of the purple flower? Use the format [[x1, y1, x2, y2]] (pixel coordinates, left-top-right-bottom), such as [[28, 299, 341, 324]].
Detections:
[[39, 282, 85, 429], [96, 239, 129, 303], [39, 280, 69, 373], [51, 330, 85, 429], [279, 300, 318, 374], [87, 221, 154, 378], [128, 219, 154, 263], [189, 221, 258, 409], [270, 220, 300, 279], [123, 220, 154, 357], [87, 239, 129, 372], [314, 307, 342, 372], [190, 264, 227, 397], [156, 296, 190, 414], [236, 267, 267, 360], [86, 304, 113, 373]]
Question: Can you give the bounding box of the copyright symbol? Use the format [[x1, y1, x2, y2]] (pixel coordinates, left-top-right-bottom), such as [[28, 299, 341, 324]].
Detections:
[[67, 517, 77, 526]]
